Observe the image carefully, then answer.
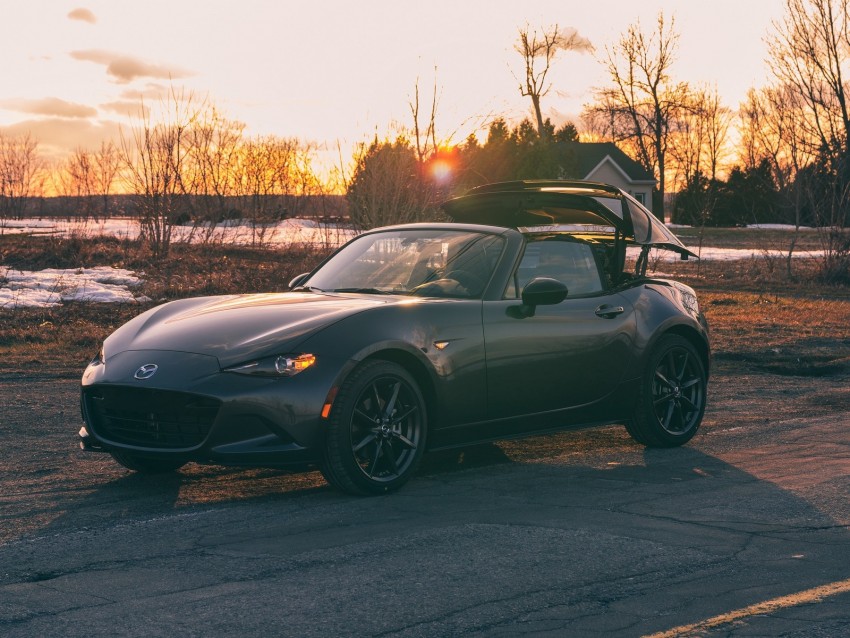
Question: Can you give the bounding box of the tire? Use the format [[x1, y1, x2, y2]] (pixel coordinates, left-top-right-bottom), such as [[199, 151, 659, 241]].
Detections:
[[110, 451, 186, 474], [628, 334, 707, 447], [321, 360, 427, 495]]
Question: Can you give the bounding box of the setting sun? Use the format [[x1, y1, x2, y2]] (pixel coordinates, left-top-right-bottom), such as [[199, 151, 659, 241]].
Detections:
[[427, 147, 459, 184]]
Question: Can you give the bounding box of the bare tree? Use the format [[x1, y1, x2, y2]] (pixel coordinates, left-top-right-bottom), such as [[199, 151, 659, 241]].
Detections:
[[669, 96, 706, 190], [585, 12, 688, 218], [94, 141, 120, 217], [51, 142, 119, 219], [700, 85, 732, 181], [409, 71, 440, 164], [768, 0, 850, 168], [280, 141, 324, 219], [514, 24, 593, 139], [186, 106, 244, 223], [767, 0, 850, 280], [0, 132, 42, 224], [120, 87, 202, 255], [64, 147, 98, 218], [669, 84, 731, 188], [230, 135, 307, 244], [740, 85, 813, 274]]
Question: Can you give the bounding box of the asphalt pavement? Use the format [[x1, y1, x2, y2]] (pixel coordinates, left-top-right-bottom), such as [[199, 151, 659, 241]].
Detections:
[[1, 380, 849, 637]]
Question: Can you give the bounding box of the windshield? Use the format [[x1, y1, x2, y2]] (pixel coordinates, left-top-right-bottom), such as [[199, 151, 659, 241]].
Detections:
[[304, 229, 505, 299]]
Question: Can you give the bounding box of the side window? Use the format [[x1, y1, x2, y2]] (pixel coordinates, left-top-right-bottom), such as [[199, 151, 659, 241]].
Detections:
[[505, 240, 604, 298]]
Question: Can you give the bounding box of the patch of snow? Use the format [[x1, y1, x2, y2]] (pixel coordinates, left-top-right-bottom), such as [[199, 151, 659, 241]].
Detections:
[[693, 246, 823, 261], [1, 217, 355, 247], [0, 266, 148, 309], [747, 223, 813, 230], [0, 217, 138, 239], [668, 223, 815, 231], [629, 246, 824, 262]]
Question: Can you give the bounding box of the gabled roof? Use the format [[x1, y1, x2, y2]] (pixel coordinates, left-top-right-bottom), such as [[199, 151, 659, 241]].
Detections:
[[563, 142, 655, 184]]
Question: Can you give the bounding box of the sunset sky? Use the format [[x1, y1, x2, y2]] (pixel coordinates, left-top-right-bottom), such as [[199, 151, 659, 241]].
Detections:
[[1, 0, 785, 163]]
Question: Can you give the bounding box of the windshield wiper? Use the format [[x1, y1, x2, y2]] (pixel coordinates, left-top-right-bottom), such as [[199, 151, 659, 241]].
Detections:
[[292, 285, 325, 293], [331, 287, 394, 295]]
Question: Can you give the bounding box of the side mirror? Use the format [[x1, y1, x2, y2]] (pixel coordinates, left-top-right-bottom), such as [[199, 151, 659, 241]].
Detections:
[[288, 272, 310, 289], [521, 277, 568, 307]]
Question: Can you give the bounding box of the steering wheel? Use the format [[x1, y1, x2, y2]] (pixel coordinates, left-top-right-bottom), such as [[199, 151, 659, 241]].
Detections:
[[444, 269, 485, 294]]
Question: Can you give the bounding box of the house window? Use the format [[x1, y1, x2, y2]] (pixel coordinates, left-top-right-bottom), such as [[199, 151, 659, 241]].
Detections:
[[633, 192, 646, 205]]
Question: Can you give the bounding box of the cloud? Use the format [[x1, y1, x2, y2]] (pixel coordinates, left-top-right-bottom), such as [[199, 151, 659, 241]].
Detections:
[[0, 118, 122, 161], [68, 8, 96, 24], [0, 97, 97, 119], [119, 83, 170, 101], [70, 49, 193, 84], [100, 101, 150, 118]]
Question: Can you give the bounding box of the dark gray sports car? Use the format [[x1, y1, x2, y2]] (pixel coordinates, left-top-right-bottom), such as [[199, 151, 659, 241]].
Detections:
[[80, 180, 709, 494]]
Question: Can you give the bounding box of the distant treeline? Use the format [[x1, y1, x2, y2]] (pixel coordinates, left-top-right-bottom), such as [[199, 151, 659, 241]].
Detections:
[[14, 193, 349, 223]]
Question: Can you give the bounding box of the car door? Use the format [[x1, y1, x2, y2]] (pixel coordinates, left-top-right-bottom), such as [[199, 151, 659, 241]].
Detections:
[[482, 239, 637, 422]]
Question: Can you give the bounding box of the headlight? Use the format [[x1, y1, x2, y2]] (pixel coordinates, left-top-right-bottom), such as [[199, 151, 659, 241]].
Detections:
[[224, 353, 316, 377], [672, 281, 699, 315]]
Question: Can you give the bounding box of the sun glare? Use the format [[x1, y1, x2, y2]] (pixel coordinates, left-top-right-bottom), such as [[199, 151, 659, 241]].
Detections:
[[430, 159, 453, 183], [428, 147, 458, 184]]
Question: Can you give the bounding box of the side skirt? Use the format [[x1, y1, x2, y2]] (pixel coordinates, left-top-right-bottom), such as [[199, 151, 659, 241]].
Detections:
[[428, 377, 638, 450]]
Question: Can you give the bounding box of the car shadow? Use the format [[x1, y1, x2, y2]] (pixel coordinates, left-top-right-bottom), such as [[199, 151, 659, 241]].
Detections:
[[26, 442, 515, 542], [17, 422, 850, 563]]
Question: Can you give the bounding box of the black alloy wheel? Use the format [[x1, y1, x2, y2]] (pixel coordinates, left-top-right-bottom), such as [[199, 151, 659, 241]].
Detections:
[[322, 360, 427, 495], [627, 335, 706, 447]]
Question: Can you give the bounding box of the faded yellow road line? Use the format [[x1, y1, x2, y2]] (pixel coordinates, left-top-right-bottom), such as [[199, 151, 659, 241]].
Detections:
[[643, 577, 850, 638]]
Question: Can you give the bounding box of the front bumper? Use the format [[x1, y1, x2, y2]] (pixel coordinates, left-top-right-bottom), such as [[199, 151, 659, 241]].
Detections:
[[80, 349, 345, 468]]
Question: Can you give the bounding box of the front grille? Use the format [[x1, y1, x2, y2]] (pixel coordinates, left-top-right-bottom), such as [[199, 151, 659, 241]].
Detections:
[[84, 386, 221, 449]]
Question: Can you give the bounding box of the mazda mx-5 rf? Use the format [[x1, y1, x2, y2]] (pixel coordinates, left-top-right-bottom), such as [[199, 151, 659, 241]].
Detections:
[[79, 180, 710, 495]]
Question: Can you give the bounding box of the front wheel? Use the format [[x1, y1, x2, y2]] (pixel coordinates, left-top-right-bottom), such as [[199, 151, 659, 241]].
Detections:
[[627, 335, 707, 447], [110, 451, 186, 474], [321, 360, 427, 495]]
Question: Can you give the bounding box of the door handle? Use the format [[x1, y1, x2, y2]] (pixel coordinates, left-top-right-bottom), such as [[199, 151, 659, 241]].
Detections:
[[595, 305, 625, 318]]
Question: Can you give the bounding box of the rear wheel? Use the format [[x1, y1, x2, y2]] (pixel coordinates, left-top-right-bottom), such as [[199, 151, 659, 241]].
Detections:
[[110, 451, 186, 474], [628, 335, 706, 447], [321, 360, 427, 495]]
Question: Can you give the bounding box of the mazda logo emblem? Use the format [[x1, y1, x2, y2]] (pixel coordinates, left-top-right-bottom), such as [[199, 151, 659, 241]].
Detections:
[[134, 364, 159, 380]]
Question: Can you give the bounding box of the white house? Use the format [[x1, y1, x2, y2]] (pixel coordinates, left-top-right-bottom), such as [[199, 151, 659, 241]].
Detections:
[[562, 142, 657, 213]]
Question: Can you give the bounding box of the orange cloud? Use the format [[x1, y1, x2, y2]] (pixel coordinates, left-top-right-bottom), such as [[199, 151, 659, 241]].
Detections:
[[70, 49, 193, 84], [68, 8, 96, 24], [0, 118, 122, 160], [0, 97, 97, 118], [119, 83, 170, 100], [100, 101, 150, 118]]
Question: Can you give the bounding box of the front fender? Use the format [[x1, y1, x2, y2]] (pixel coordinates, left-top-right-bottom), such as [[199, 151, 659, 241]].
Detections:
[[619, 282, 710, 376], [298, 300, 487, 427]]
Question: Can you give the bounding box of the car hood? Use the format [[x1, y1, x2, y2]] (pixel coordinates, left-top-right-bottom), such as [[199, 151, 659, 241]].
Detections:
[[103, 292, 388, 367], [442, 180, 697, 259]]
